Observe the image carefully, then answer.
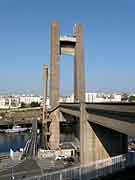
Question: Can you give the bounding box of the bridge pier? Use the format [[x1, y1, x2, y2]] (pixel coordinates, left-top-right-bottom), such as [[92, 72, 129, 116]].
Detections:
[[48, 104, 128, 165], [80, 104, 128, 165], [80, 103, 97, 165], [49, 109, 60, 149], [74, 24, 85, 102]]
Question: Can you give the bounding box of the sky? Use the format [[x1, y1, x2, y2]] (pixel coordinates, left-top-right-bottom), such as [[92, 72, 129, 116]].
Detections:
[[0, 0, 135, 95]]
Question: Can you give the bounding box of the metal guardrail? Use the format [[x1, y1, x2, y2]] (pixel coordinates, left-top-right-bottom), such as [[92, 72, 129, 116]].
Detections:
[[24, 152, 135, 180]]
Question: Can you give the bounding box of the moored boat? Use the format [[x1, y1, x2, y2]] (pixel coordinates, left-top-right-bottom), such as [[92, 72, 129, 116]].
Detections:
[[4, 125, 28, 133]]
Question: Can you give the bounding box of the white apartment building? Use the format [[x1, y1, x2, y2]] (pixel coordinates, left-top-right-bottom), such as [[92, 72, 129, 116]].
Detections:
[[85, 93, 121, 103], [40, 97, 50, 108], [0, 95, 42, 109], [59, 93, 122, 103], [109, 94, 122, 102], [0, 96, 20, 109], [0, 93, 122, 109], [19, 95, 41, 104], [59, 94, 74, 103]]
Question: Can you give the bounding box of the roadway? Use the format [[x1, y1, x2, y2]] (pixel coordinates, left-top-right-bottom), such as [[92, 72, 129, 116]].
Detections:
[[0, 160, 42, 180]]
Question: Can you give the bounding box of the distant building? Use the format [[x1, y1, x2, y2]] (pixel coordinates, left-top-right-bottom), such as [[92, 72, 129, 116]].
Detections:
[[85, 93, 121, 103], [0, 95, 42, 109], [0, 92, 122, 109], [59, 93, 122, 103], [19, 95, 41, 104], [59, 94, 74, 103], [0, 96, 20, 109], [40, 97, 50, 108]]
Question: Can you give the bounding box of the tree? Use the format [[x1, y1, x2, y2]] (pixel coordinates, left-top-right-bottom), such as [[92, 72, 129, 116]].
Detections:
[[30, 102, 40, 107], [20, 102, 26, 108], [129, 96, 135, 103]]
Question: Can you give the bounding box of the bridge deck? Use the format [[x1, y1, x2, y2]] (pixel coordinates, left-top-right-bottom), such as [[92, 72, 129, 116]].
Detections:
[[59, 102, 135, 136]]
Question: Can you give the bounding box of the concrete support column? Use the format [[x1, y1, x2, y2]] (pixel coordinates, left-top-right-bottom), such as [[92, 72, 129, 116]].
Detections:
[[80, 103, 102, 165], [49, 109, 60, 149], [80, 103, 94, 165], [74, 24, 85, 102], [80, 110, 128, 165], [50, 22, 60, 108]]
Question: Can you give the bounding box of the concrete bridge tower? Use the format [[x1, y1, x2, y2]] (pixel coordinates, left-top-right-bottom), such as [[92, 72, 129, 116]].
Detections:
[[50, 22, 85, 108], [48, 22, 86, 153]]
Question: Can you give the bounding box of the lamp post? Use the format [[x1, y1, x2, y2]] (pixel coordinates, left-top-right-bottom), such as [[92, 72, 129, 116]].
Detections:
[[12, 166, 15, 180]]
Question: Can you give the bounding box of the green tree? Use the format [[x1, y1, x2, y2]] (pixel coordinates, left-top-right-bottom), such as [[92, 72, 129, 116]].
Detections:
[[30, 102, 40, 107], [129, 96, 135, 102]]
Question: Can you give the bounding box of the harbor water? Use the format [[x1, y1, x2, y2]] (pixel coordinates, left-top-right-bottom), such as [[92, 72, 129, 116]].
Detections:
[[0, 133, 30, 153]]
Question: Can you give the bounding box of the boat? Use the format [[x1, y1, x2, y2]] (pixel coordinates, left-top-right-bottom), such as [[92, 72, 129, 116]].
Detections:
[[4, 125, 28, 133]]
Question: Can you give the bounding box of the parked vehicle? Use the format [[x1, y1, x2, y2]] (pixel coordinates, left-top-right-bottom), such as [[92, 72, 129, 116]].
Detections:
[[55, 155, 67, 160]]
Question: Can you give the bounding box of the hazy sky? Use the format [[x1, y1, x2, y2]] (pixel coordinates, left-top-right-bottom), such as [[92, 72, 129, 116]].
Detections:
[[0, 0, 135, 95]]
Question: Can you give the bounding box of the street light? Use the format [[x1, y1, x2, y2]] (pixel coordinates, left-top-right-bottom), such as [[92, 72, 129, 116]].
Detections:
[[12, 166, 15, 180]]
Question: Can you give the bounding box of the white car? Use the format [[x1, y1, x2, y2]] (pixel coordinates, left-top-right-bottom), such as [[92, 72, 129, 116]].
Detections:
[[55, 155, 67, 160]]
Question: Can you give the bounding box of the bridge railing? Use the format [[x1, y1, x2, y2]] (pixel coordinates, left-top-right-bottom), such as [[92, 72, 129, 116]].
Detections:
[[25, 152, 135, 180]]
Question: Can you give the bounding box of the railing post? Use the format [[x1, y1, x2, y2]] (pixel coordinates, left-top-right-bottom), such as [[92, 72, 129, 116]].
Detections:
[[60, 173, 63, 180], [79, 166, 82, 180]]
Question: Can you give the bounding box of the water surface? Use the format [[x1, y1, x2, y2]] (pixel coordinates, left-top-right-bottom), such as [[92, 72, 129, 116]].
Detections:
[[0, 133, 29, 153]]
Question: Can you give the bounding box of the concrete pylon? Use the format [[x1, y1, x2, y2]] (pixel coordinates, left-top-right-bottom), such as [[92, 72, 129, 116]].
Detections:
[[80, 103, 128, 165], [50, 22, 60, 108], [80, 103, 94, 165], [50, 22, 85, 107], [74, 24, 85, 102]]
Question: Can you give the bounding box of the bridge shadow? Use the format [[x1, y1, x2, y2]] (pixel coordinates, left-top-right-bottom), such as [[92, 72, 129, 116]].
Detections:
[[89, 122, 128, 157]]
